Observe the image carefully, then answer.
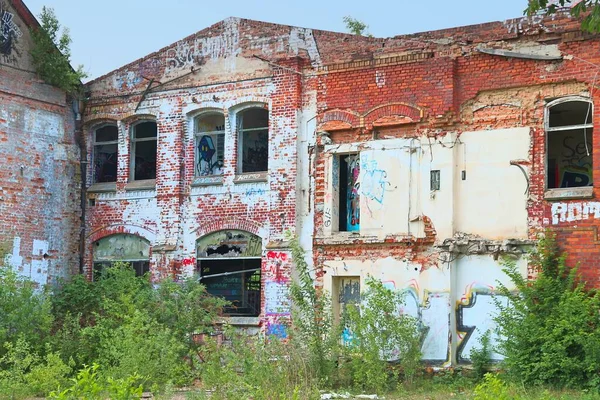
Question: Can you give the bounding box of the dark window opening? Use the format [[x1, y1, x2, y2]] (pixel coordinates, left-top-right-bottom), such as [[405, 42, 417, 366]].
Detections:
[[239, 108, 268, 173], [339, 153, 360, 232], [430, 170, 441, 191], [132, 121, 157, 181], [198, 258, 261, 317], [93, 260, 149, 281], [93, 125, 118, 183], [196, 113, 225, 176], [547, 100, 593, 189]]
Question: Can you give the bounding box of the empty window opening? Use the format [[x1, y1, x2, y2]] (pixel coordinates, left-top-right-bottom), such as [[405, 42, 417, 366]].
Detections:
[[239, 108, 269, 173], [132, 121, 157, 181], [197, 230, 262, 317], [332, 276, 360, 343], [430, 170, 441, 191], [92, 234, 150, 281], [195, 113, 225, 176], [198, 259, 261, 317], [93, 125, 118, 183], [547, 100, 593, 189], [339, 153, 360, 232]]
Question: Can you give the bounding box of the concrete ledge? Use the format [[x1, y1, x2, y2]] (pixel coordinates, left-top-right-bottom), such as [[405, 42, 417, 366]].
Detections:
[[544, 187, 594, 201]]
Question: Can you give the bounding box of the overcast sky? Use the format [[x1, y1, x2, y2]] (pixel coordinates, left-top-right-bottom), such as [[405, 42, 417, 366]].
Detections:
[[22, 0, 529, 81]]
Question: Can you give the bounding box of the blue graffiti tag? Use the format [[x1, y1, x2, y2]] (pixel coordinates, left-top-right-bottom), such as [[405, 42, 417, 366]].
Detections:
[[360, 157, 388, 204]]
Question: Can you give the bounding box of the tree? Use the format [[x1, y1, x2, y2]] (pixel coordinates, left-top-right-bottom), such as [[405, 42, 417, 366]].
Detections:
[[343, 16, 372, 36], [527, 0, 600, 32], [29, 7, 86, 93]]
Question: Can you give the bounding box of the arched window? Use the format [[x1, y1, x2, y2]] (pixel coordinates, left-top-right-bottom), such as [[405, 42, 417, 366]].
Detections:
[[131, 121, 157, 181], [238, 107, 269, 173], [195, 113, 225, 176], [92, 124, 118, 183], [546, 98, 593, 189], [93, 234, 150, 280], [196, 230, 262, 316]]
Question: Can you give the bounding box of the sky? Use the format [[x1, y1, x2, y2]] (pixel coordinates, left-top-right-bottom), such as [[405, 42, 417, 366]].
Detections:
[[22, 0, 530, 81]]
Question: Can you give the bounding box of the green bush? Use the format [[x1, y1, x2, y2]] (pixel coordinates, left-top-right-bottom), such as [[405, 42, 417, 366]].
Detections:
[[495, 234, 600, 389], [473, 373, 515, 400], [0, 265, 53, 357], [0, 339, 71, 398], [342, 277, 422, 391]]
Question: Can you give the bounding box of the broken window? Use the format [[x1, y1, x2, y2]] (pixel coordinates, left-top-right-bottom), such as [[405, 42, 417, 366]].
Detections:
[[92, 234, 150, 280], [92, 125, 118, 183], [546, 99, 593, 189], [196, 230, 262, 317], [195, 113, 225, 176], [238, 108, 269, 173], [339, 153, 360, 232], [131, 121, 157, 181]]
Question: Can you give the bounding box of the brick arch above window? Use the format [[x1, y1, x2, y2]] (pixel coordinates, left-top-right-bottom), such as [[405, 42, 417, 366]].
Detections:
[[363, 103, 423, 129], [318, 109, 361, 131], [193, 216, 264, 239], [87, 223, 157, 244]]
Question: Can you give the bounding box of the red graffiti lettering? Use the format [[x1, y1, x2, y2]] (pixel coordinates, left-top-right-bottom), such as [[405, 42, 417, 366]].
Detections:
[[266, 251, 288, 261], [182, 257, 196, 266]]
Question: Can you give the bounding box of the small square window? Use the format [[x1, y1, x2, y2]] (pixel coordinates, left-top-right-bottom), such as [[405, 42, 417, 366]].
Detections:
[[430, 170, 440, 191]]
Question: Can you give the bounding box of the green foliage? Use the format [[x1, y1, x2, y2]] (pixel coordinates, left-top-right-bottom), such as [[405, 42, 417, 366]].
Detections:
[[526, 0, 600, 33], [0, 339, 72, 398], [473, 373, 515, 400], [341, 278, 422, 391], [495, 234, 600, 389], [289, 236, 342, 385], [48, 363, 143, 400], [29, 7, 86, 93], [0, 265, 53, 358], [470, 330, 492, 380], [343, 16, 372, 36]]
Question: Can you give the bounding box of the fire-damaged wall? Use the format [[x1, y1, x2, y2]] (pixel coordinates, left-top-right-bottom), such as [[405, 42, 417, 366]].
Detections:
[[0, 0, 80, 285], [313, 12, 600, 365]]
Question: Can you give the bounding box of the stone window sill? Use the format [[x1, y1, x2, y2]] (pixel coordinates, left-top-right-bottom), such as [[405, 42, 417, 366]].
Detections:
[[191, 175, 224, 187], [315, 232, 415, 245], [544, 187, 594, 201], [87, 182, 117, 193], [125, 179, 156, 191], [234, 172, 268, 183], [219, 316, 260, 326]]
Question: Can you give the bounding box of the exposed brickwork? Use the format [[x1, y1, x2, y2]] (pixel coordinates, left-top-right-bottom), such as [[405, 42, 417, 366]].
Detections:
[[0, 0, 80, 284]]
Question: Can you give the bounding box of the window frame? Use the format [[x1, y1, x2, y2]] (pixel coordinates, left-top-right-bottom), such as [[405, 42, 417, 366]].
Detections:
[[236, 107, 269, 174], [544, 96, 594, 194], [194, 111, 226, 177], [91, 123, 119, 184], [130, 120, 158, 182]]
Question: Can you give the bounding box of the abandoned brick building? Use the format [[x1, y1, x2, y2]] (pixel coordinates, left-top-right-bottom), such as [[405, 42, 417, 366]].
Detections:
[[0, 0, 80, 286], [4, 0, 600, 365]]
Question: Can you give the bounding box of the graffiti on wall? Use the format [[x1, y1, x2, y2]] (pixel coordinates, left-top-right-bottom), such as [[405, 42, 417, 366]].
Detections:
[[456, 286, 508, 362], [345, 154, 360, 231], [264, 250, 291, 338], [401, 286, 451, 363], [113, 58, 162, 90], [551, 201, 600, 225], [558, 136, 593, 188], [360, 156, 390, 204], [0, 2, 23, 65]]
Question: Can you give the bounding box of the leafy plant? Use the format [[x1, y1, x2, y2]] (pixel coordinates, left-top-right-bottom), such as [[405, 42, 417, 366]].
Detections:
[[526, 0, 600, 33], [470, 330, 492, 380], [29, 7, 86, 93], [495, 233, 600, 389], [343, 16, 372, 36], [342, 277, 422, 391], [473, 373, 515, 400], [0, 265, 53, 358]]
